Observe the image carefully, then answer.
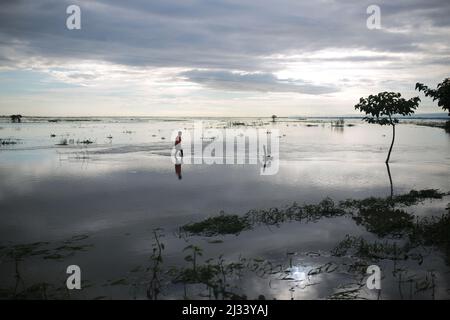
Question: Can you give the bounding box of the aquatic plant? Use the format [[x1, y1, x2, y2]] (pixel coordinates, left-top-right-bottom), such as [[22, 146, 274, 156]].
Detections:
[[229, 121, 246, 126], [170, 252, 277, 300], [3, 190, 449, 300], [410, 210, 450, 263], [245, 198, 346, 227], [339, 190, 445, 238], [181, 213, 251, 236], [77, 139, 93, 145], [340, 189, 445, 210], [353, 207, 414, 238], [332, 235, 409, 261], [331, 118, 345, 127], [0, 138, 19, 145], [146, 228, 165, 300], [328, 285, 367, 300], [181, 190, 446, 237], [0, 235, 91, 299], [56, 138, 68, 146]]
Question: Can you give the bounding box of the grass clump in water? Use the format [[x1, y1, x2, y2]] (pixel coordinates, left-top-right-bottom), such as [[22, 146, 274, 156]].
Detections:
[[341, 189, 446, 210], [410, 205, 450, 263], [244, 197, 346, 226], [181, 189, 448, 238], [181, 213, 250, 236], [0, 138, 19, 145], [353, 208, 415, 238], [77, 139, 94, 145], [332, 235, 408, 261], [393, 189, 445, 205]]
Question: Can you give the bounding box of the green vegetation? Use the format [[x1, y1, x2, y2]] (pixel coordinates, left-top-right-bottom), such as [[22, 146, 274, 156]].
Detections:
[[332, 235, 409, 260], [410, 205, 450, 263], [0, 235, 91, 299], [393, 189, 446, 205], [416, 78, 450, 133], [0, 138, 19, 145], [355, 92, 420, 163], [2, 190, 448, 300], [354, 207, 414, 238], [181, 213, 251, 236], [230, 121, 246, 126], [169, 249, 278, 299], [56, 138, 68, 146], [77, 139, 93, 145], [182, 190, 446, 237], [146, 229, 164, 300], [331, 118, 345, 127], [340, 189, 445, 209], [416, 78, 450, 116], [245, 197, 346, 227]]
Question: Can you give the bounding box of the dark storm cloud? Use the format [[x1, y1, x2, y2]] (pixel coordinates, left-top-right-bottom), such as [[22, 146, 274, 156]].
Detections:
[[0, 0, 449, 84], [180, 69, 339, 94]]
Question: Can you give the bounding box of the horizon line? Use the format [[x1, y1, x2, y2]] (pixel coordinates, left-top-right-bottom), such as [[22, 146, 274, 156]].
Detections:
[[1, 113, 449, 119]]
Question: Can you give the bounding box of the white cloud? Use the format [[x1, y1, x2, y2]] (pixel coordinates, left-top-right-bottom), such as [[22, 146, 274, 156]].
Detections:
[[0, 0, 449, 116]]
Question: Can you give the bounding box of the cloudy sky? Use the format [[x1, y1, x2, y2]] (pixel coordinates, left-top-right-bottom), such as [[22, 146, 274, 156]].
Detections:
[[0, 0, 449, 116]]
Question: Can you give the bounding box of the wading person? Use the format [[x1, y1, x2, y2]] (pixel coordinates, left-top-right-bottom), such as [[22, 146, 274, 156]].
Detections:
[[175, 131, 183, 157]]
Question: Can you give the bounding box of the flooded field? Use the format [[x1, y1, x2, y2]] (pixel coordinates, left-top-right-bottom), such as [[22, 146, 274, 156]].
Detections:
[[0, 117, 449, 299]]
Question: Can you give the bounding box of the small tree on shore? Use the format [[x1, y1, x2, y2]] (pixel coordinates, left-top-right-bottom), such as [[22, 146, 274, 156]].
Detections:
[[355, 92, 420, 163], [271, 115, 277, 123]]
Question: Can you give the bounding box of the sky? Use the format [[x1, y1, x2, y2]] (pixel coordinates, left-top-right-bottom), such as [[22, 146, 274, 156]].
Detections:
[[0, 0, 449, 117]]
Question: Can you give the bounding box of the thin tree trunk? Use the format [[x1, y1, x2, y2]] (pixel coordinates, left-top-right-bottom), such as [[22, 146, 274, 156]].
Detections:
[[386, 123, 395, 163]]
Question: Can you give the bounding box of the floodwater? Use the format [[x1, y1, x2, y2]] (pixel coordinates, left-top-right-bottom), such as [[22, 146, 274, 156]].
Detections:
[[0, 117, 449, 299]]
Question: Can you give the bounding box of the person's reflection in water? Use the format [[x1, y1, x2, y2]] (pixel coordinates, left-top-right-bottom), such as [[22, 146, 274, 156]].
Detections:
[[262, 144, 272, 174], [175, 157, 182, 180]]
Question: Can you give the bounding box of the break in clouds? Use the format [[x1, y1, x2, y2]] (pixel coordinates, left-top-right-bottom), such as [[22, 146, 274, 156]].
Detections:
[[0, 0, 449, 115]]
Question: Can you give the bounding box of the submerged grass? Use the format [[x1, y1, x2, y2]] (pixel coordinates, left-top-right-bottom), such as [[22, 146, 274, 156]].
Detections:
[[181, 213, 251, 236], [0, 234, 92, 299], [411, 205, 450, 263], [353, 208, 415, 238], [332, 235, 409, 261], [340, 189, 445, 210], [0, 138, 19, 145], [2, 190, 448, 300], [181, 189, 448, 237], [393, 189, 446, 205], [333, 205, 450, 264]]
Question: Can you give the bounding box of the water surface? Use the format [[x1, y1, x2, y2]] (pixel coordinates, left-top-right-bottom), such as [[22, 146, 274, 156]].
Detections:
[[1, 118, 449, 299]]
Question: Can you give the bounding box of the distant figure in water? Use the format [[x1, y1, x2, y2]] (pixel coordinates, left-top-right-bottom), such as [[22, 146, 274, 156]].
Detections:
[[175, 131, 183, 158], [175, 158, 182, 180]]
